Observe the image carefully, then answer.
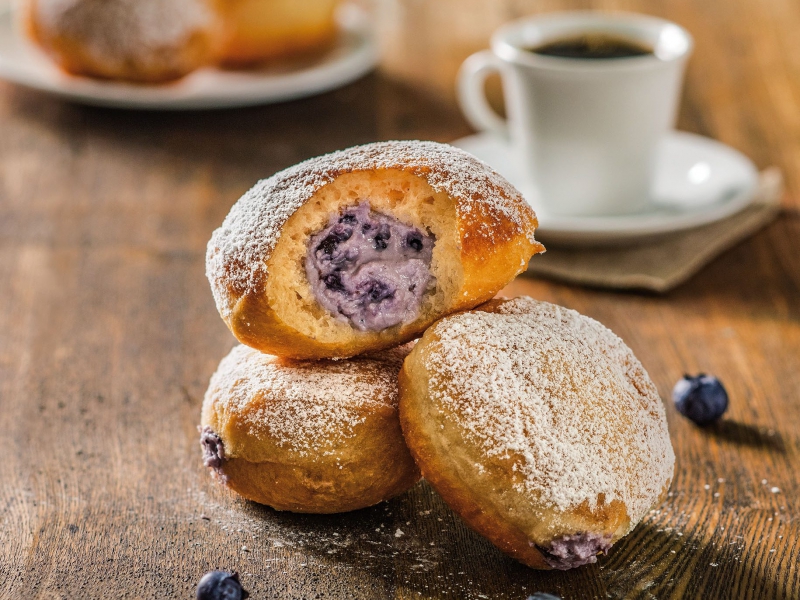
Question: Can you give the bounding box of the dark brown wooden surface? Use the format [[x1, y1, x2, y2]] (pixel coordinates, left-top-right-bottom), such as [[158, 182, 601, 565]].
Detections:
[[1, 0, 799, 598]]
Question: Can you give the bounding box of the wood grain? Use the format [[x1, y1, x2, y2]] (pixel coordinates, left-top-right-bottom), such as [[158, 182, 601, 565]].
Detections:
[[1, 0, 799, 598]]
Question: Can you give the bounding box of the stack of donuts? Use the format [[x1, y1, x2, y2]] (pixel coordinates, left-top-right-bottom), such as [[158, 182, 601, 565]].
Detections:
[[201, 140, 676, 570], [22, 0, 342, 83]]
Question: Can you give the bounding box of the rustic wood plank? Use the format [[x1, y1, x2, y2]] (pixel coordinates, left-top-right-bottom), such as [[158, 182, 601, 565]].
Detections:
[[1, 0, 800, 597]]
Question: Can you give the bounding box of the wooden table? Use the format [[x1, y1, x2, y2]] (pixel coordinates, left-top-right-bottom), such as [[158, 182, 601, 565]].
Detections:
[[1, 0, 799, 598]]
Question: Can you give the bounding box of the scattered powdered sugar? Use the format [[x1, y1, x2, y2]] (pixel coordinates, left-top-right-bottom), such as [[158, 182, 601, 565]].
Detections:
[[36, 0, 212, 62], [206, 141, 539, 318], [204, 345, 408, 457], [423, 297, 674, 522]]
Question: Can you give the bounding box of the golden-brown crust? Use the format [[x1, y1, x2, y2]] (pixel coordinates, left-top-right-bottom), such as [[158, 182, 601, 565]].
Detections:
[[201, 345, 420, 513], [398, 364, 552, 569], [23, 0, 217, 83], [206, 141, 545, 360], [228, 289, 431, 360], [398, 297, 674, 569], [217, 417, 421, 513]]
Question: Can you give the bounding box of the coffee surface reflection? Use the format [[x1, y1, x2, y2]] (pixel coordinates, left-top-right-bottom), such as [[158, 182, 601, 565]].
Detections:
[[529, 34, 653, 59]]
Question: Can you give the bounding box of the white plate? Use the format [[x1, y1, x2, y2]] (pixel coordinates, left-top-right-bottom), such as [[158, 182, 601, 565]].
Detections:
[[0, 4, 378, 110], [453, 131, 759, 247]]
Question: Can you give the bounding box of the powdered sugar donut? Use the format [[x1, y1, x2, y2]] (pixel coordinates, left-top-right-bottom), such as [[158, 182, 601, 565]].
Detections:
[[399, 297, 674, 569], [23, 0, 217, 82], [206, 141, 544, 360], [200, 344, 420, 513]]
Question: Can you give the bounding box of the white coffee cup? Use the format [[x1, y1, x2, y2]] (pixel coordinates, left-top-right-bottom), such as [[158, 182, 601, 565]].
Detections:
[[458, 12, 693, 217]]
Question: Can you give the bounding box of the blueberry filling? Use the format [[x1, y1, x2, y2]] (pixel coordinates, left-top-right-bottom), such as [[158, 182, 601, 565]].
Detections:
[[199, 426, 228, 482], [535, 532, 612, 570], [305, 201, 436, 332], [318, 223, 353, 256]]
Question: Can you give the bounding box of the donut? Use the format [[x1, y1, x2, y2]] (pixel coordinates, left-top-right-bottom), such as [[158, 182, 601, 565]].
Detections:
[[398, 297, 674, 569], [23, 0, 217, 83], [213, 0, 339, 66], [206, 141, 544, 360], [200, 344, 420, 513]]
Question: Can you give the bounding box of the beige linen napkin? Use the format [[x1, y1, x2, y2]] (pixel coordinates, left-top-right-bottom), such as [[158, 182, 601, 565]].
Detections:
[[525, 168, 783, 293]]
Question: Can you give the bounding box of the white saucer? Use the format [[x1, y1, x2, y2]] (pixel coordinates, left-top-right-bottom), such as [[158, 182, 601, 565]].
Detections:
[[453, 131, 759, 247], [0, 4, 378, 110]]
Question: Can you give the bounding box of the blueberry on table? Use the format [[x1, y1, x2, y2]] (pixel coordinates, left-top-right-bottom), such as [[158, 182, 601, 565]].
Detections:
[[672, 374, 729, 426], [527, 594, 562, 600], [196, 571, 249, 600]]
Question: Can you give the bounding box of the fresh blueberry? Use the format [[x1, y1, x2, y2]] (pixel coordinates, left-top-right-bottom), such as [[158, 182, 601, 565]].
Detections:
[[339, 213, 358, 225], [672, 374, 728, 426], [196, 571, 249, 600], [527, 594, 562, 600]]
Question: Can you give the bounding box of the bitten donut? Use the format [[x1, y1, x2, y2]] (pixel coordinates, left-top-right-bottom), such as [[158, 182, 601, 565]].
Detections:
[[213, 0, 339, 66], [200, 344, 420, 513], [206, 141, 544, 359], [23, 0, 217, 83], [399, 297, 675, 570]]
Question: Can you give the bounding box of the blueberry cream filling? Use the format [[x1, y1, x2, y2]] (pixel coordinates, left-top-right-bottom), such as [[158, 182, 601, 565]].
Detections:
[[199, 426, 228, 482], [305, 201, 436, 331], [536, 533, 613, 570]]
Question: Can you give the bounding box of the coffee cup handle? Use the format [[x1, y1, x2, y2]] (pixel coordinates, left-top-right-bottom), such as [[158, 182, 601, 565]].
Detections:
[[457, 50, 509, 138]]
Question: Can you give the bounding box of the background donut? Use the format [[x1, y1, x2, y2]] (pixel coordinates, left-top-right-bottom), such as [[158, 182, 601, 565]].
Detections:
[[213, 0, 340, 66], [23, 0, 218, 83]]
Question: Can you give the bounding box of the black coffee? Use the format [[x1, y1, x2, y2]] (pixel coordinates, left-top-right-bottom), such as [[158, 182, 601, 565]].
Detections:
[[529, 34, 653, 59]]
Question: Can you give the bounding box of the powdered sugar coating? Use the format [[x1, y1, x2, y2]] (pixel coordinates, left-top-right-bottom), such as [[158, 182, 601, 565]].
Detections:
[[204, 345, 409, 457], [206, 141, 539, 319], [423, 297, 674, 523], [35, 0, 212, 64]]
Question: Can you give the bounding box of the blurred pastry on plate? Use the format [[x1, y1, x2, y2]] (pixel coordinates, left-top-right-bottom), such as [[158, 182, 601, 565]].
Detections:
[[213, 0, 340, 66], [22, 0, 219, 83]]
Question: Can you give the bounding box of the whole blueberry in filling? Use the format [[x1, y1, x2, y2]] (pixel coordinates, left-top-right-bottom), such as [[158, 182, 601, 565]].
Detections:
[[305, 201, 436, 331]]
